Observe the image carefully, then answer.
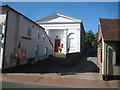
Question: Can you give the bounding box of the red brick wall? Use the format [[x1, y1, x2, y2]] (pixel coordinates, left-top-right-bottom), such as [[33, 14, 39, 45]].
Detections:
[[97, 24, 102, 79], [97, 43, 102, 79]]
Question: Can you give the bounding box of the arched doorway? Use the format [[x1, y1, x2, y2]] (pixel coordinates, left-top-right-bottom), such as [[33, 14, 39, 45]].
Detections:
[[67, 33, 76, 53]]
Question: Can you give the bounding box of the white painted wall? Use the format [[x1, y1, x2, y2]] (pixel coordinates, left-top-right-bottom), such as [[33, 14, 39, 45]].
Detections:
[[48, 29, 66, 53], [2, 7, 53, 69], [47, 17, 78, 23], [40, 23, 81, 30], [36, 14, 84, 54], [102, 39, 120, 76], [0, 14, 6, 69], [102, 38, 105, 75], [67, 29, 79, 53], [45, 26, 81, 54]]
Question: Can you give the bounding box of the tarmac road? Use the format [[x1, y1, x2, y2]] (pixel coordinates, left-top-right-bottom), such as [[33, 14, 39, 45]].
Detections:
[[2, 81, 67, 88], [2, 56, 100, 80], [2, 56, 99, 74]]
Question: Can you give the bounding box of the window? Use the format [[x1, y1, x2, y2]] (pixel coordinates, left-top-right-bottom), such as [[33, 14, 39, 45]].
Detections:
[[18, 42, 21, 48], [36, 31, 39, 40], [27, 25, 33, 37], [69, 38, 75, 48], [42, 33, 45, 42], [45, 47, 47, 56], [109, 48, 113, 66], [35, 45, 39, 56], [0, 24, 2, 34], [67, 33, 75, 50], [0, 24, 3, 49]]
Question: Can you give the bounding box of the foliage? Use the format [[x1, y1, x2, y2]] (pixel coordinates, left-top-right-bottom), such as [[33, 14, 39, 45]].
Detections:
[[58, 47, 62, 53], [85, 30, 98, 49], [10, 53, 18, 60]]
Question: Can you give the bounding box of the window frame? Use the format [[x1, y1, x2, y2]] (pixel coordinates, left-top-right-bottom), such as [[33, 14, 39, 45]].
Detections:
[[27, 25, 33, 37], [42, 33, 45, 42], [35, 45, 39, 56], [36, 31, 40, 40]]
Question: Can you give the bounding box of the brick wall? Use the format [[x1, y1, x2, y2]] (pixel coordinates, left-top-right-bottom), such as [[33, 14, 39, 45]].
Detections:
[[97, 24, 102, 79], [97, 42, 102, 79]]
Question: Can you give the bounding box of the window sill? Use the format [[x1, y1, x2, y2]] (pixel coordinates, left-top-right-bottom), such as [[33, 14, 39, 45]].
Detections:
[[21, 36, 31, 40]]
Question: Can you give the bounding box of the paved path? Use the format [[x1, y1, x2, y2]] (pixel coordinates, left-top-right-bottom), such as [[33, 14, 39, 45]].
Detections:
[[2, 74, 119, 88], [2, 81, 66, 88]]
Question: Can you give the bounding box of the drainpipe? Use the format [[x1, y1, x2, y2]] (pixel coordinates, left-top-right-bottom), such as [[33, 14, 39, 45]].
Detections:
[[105, 44, 108, 81], [2, 8, 11, 69]]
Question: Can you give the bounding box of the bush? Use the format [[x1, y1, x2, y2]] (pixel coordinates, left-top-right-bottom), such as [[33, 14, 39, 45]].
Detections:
[[58, 47, 62, 53], [10, 53, 18, 61]]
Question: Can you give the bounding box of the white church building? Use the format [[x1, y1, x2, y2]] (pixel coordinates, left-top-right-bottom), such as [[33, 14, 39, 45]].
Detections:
[[36, 13, 85, 54]]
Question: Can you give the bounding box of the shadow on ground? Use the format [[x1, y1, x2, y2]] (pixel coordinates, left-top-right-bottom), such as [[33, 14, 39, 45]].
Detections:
[[2, 54, 99, 74], [86, 48, 97, 57]]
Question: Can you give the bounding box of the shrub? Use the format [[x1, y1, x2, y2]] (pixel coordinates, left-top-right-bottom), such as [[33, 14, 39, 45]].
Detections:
[[58, 47, 62, 53], [10, 53, 18, 61]]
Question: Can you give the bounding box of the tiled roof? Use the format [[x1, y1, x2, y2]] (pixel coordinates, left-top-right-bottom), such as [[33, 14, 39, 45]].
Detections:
[[99, 18, 120, 41]]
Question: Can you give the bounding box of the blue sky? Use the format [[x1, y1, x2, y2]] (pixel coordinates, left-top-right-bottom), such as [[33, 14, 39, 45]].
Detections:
[[2, 2, 118, 34]]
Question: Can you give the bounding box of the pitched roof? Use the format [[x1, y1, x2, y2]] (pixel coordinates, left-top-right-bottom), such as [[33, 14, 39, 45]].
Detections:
[[1, 5, 45, 30], [36, 13, 81, 23], [99, 18, 120, 41], [1, 5, 53, 46]]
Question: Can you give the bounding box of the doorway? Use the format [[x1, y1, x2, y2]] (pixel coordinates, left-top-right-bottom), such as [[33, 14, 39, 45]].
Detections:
[[54, 39, 60, 52], [116, 42, 120, 65], [67, 33, 75, 53], [108, 48, 113, 75]]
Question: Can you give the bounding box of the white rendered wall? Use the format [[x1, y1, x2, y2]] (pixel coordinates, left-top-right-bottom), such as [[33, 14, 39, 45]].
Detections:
[[0, 14, 6, 69], [2, 8, 53, 69]]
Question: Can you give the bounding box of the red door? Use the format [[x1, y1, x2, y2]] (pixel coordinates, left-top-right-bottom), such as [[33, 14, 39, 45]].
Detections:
[[54, 39, 60, 52]]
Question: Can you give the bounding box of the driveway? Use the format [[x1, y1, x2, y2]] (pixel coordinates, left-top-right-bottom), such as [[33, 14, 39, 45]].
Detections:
[[2, 55, 100, 80]]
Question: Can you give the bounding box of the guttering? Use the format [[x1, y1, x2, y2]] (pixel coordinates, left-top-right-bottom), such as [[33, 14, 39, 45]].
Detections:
[[2, 8, 10, 69]]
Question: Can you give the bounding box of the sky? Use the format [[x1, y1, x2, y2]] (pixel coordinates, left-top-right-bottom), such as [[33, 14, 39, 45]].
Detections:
[[2, 2, 118, 34]]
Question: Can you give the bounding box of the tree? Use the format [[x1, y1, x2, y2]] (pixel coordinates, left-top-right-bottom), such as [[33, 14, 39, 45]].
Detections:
[[85, 30, 98, 49], [85, 30, 95, 48], [92, 32, 98, 49]]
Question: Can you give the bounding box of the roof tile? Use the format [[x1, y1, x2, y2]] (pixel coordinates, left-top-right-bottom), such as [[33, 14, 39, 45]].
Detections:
[[99, 18, 120, 41]]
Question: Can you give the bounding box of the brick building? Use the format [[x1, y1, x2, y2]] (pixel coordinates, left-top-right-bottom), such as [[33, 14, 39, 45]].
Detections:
[[97, 18, 120, 80]]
